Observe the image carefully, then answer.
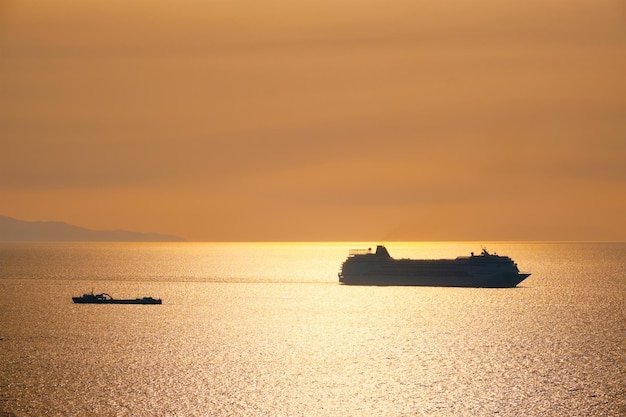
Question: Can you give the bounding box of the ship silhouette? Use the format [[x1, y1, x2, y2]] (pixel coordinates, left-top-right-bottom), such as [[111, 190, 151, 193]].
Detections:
[[339, 245, 530, 287]]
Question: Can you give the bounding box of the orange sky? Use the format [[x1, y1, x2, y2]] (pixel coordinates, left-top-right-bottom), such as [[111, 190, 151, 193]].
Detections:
[[1, 0, 625, 241]]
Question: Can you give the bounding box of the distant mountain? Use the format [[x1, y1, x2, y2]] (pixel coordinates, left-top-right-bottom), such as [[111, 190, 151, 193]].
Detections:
[[0, 216, 185, 242]]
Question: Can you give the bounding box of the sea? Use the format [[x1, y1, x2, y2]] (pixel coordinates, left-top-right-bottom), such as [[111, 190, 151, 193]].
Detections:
[[0, 242, 624, 417]]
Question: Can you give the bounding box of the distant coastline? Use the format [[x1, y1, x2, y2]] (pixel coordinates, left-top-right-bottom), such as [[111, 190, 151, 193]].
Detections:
[[0, 215, 185, 242]]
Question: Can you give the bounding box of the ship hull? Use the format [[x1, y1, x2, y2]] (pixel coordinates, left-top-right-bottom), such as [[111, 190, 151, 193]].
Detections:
[[72, 298, 162, 304], [339, 269, 530, 288]]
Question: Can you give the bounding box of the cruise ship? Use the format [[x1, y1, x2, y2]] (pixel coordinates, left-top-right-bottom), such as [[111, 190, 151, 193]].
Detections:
[[338, 245, 530, 287]]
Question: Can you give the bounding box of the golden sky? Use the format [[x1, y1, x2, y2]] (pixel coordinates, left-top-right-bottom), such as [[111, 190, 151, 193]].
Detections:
[[1, 0, 625, 241]]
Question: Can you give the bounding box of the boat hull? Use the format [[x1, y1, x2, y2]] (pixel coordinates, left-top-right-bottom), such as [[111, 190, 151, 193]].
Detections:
[[339, 270, 530, 288], [72, 297, 162, 304]]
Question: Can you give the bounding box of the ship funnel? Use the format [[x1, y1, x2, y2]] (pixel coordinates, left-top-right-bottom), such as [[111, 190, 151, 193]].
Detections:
[[375, 245, 391, 257]]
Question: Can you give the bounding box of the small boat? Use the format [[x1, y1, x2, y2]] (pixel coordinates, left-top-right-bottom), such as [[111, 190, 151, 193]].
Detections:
[[72, 291, 162, 304]]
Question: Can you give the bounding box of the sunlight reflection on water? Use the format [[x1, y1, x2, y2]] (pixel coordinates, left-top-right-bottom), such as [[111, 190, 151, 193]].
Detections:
[[0, 242, 624, 416]]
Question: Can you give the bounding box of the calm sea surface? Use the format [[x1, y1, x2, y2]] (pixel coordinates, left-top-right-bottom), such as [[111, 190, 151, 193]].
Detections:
[[0, 242, 624, 416]]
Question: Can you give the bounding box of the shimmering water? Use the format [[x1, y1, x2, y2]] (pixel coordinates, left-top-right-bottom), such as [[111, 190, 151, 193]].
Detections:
[[0, 242, 624, 416]]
